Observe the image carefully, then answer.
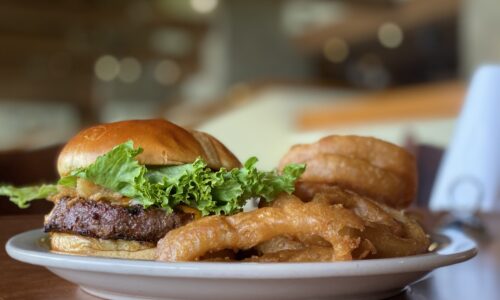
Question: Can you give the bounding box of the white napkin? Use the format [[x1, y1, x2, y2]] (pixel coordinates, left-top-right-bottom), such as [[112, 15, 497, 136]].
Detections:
[[430, 65, 500, 211]]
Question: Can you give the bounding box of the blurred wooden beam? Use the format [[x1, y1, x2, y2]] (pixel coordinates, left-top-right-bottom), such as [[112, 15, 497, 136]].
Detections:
[[0, 2, 206, 30], [296, 81, 465, 131], [0, 40, 198, 65]]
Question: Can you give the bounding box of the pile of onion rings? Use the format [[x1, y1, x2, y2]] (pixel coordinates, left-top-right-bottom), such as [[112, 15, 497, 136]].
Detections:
[[306, 186, 430, 258], [157, 191, 429, 262], [157, 194, 368, 262], [156, 135, 430, 263]]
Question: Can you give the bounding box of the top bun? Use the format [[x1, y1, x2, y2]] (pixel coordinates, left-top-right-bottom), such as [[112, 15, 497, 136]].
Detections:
[[57, 119, 241, 176]]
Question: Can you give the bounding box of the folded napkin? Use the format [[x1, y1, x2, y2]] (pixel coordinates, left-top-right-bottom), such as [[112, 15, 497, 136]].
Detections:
[[431, 65, 500, 211]]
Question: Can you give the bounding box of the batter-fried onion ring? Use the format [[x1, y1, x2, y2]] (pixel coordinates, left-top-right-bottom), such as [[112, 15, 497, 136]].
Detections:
[[311, 187, 430, 258], [253, 187, 429, 260], [279, 135, 417, 208], [156, 194, 366, 262], [251, 236, 376, 262], [296, 154, 411, 208], [279, 135, 415, 178]]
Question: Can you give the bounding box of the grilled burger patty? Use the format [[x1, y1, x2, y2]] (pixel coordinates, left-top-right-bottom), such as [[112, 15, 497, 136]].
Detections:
[[44, 197, 194, 243]]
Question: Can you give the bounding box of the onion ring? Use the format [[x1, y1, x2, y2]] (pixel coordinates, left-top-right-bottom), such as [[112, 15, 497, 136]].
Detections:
[[245, 246, 335, 262], [279, 135, 415, 178], [311, 187, 430, 258], [295, 154, 412, 208], [279, 135, 417, 208], [156, 194, 365, 262], [256, 187, 429, 259], [253, 234, 375, 262]]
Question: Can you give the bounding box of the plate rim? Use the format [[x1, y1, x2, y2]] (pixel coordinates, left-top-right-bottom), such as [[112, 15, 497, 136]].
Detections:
[[5, 228, 477, 279]]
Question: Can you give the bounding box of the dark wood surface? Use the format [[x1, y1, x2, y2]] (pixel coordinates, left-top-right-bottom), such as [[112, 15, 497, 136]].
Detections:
[[0, 144, 61, 215], [0, 213, 498, 300]]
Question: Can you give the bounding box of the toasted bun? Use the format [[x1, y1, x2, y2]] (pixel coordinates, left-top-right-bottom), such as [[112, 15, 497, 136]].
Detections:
[[57, 119, 241, 176], [49, 233, 156, 260]]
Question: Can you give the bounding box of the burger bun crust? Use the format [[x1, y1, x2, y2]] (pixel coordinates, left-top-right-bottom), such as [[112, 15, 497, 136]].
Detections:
[[57, 119, 241, 176], [49, 232, 156, 260]]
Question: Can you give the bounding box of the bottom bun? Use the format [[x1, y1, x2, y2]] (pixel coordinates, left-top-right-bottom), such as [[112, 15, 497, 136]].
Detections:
[[49, 232, 157, 260]]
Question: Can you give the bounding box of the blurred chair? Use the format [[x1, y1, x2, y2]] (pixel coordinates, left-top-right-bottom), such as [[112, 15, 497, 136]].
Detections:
[[0, 144, 61, 215], [414, 145, 445, 207]]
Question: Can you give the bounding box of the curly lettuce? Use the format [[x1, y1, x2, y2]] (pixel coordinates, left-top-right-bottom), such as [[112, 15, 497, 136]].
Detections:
[[0, 184, 57, 208], [1, 141, 305, 215]]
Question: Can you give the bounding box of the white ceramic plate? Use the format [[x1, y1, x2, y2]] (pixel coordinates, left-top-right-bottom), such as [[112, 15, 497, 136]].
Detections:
[[6, 228, 476, 300]]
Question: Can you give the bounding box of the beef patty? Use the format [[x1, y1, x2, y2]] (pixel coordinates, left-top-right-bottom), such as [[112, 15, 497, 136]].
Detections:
[[44, 197, 194, 242]]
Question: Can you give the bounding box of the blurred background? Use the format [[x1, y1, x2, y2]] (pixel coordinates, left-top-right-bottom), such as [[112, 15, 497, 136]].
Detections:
[[0, 0, 499, 212]]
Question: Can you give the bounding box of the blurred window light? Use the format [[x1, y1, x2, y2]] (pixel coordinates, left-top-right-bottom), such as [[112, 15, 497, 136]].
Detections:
[[282, 0, 346, 37], [119, 57, 142, 83], [378, 22, 404, 49], [150, 28, 193, 57], [323, 38, 349, 63], [190, 0, 218, 14], [94, 55, 120, 81], [154, 60, 181, 85]]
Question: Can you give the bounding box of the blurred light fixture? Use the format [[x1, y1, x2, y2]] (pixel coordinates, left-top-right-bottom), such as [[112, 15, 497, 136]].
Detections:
[[118, 57, 142, 83], [323, 38, 349, 63], [190, 0, 218, 14], [94, 55, 120, 81], [378, 22, 404, 49], [154, 60, 181, 85]]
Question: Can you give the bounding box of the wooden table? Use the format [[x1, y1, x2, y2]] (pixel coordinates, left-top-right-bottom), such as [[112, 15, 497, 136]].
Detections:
[[1, 213, 498, 300]]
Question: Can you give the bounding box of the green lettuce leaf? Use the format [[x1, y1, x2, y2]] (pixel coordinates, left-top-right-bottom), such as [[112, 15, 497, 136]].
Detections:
[[4, 141, 306, 215], [0, 184, 58, 208], [64, 141, 147, 198]]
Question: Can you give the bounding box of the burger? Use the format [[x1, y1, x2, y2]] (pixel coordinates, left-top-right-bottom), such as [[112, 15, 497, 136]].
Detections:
[[0, 119, 305, 260]]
